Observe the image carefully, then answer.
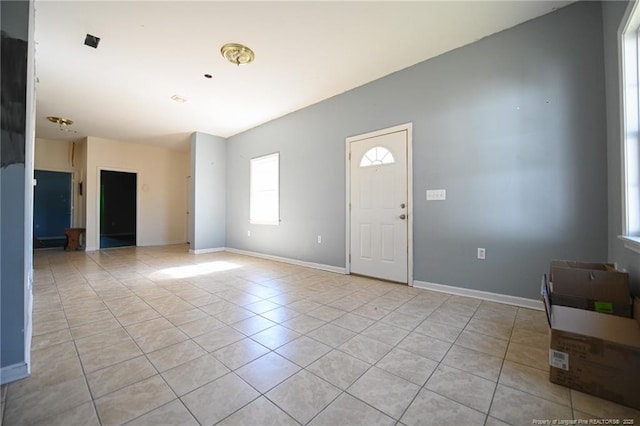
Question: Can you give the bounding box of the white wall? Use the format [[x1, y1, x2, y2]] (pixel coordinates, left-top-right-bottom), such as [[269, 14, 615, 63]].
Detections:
[[85, 137, 189, 250], [34, 138, 73, 171], [190, 132, 226, 252]]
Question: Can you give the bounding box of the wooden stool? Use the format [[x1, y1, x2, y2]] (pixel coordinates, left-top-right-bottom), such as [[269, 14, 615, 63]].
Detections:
[[64, 228, 85, 251]]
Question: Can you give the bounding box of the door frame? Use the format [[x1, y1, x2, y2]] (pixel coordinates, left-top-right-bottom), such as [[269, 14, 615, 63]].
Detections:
[[96, 167, 140, 249], [345, 122, 414, 285]]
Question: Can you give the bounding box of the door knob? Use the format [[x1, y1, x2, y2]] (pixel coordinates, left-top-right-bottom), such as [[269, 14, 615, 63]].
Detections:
[[400, 203, 406, 208], [399, 214, 406, 220]]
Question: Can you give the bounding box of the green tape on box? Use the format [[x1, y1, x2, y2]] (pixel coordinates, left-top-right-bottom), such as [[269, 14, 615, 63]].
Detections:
[[594, 301, 613, 314]]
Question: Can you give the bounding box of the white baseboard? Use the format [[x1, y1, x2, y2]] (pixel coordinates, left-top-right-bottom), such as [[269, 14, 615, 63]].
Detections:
[[141, 240, 186, 247], [0, 362, 30, 385], [189, 247, 226, 254], [413, 280, 543, 311], [224, 248, 347, 275], [86, 241, 187, 251]]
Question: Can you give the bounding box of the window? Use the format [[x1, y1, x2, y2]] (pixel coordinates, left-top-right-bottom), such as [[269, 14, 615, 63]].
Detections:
[[250, 153, 279, 225], [359, 146, 395, 167], [621, 3, 640, 252]]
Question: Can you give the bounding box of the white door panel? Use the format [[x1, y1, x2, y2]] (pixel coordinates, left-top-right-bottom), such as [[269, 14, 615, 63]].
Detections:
[[350, 130, 408, 283]]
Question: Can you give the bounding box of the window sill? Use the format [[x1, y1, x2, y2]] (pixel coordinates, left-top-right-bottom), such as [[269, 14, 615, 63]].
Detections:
[[618, 235, 640, 254], [249, 220, 280, 226]]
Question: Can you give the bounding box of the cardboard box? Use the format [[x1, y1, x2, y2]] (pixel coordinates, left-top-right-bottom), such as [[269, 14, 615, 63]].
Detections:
[[549, 260, 631, 317], [542, 275, 640, 410]]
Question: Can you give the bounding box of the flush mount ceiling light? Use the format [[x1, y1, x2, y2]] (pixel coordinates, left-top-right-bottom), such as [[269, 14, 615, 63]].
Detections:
[[46, 116, 77, 133], [47, 116, 73, 128], [46, 116, 74, 126], [220, 43, 255, 66]]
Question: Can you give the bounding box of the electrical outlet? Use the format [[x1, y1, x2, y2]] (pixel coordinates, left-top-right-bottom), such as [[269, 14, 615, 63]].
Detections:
[[317, 235, 322, 244], [477, 248, 486, 260], [247, 230, 251, 237]]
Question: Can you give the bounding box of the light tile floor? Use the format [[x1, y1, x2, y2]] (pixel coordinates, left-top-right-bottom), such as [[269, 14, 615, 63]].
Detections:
[[2, 245, 640, 425]]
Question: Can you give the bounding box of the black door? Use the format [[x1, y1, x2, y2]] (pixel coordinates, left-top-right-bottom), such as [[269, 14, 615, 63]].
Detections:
[[100, 170, 136, 248]]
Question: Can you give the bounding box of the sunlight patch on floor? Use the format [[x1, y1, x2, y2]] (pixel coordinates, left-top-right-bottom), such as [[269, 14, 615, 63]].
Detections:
[[155, 261, 241, 279]]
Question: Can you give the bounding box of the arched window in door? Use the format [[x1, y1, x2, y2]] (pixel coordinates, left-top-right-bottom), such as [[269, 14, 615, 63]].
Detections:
[[359, 146, 395, 167]]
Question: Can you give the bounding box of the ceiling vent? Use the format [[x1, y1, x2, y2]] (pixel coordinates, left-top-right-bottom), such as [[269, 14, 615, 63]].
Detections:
[[170, 95, 188, 103], [84, 34, 100, 49]]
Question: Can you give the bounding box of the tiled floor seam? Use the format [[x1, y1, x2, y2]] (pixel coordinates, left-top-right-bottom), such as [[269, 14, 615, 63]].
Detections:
[[263, 386, 341, 425], [54, 260, 102, 425], [52, 268, 99, 425], [484, 324, 512, 426], [57, 264, 182, 426], [400, 324, 483, 423]]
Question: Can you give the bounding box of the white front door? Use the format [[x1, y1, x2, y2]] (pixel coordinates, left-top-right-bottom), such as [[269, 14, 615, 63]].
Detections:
[[349, 129, 408, 283]]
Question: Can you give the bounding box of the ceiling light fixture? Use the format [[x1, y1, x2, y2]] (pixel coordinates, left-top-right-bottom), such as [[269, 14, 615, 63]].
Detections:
[[46, 116, 74, 126], [46, 116, 77, 133], [220, 43, 255, 66]]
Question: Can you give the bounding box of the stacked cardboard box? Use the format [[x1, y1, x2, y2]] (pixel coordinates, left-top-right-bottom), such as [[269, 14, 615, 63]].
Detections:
[[541, 275, 640, 410], [549, 260, 631, 317]]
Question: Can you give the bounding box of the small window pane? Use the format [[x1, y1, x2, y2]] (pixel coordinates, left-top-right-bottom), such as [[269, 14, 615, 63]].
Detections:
[[360, 146, 395, 168]]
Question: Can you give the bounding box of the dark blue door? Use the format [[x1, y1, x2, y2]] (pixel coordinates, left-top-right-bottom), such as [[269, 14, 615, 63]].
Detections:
[[33, 170, 72, 246]]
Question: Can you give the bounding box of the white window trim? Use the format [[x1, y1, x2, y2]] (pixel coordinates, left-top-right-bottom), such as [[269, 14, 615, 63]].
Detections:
[[619, 0, 640, 253], [249, 152, 280, 226]]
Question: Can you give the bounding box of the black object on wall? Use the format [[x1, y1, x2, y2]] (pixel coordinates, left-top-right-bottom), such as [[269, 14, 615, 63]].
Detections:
[[100, 170, 136, 248], [1, 30, 27, 168]]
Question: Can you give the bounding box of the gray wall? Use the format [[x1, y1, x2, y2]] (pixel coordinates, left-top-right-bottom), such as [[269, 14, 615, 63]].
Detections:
[[227, 1, 608, 299], [1, 0, 31, 374], [603, 0, 640, 293], [191, 132, 226, 250]]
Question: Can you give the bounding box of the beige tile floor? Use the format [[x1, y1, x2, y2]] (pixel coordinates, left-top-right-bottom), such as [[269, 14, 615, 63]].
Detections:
[[2, 245, 640, 425]]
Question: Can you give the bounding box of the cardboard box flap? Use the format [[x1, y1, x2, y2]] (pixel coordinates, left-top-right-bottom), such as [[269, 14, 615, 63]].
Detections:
[[551, 305, 640, 348], [549, 260, 630, 302], [550, 260, 616, 272]]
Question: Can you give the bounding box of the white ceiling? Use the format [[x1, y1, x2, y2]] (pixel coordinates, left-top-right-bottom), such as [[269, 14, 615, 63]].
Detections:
[[34, 1, 572, 150]]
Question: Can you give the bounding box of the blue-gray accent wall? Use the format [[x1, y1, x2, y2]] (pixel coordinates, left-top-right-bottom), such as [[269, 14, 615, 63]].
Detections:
[[1, 0, 31, 376], [226, 1, 609, 299]]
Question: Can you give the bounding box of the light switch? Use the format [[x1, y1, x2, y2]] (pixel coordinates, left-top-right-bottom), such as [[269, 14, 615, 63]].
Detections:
[[426, 189, 446, 201]]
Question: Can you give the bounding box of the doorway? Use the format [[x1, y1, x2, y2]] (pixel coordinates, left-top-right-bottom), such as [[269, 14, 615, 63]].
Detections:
[[100, 170, 137, 248], [346, 124, 413, 284], [33, 170, 72, 248]]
